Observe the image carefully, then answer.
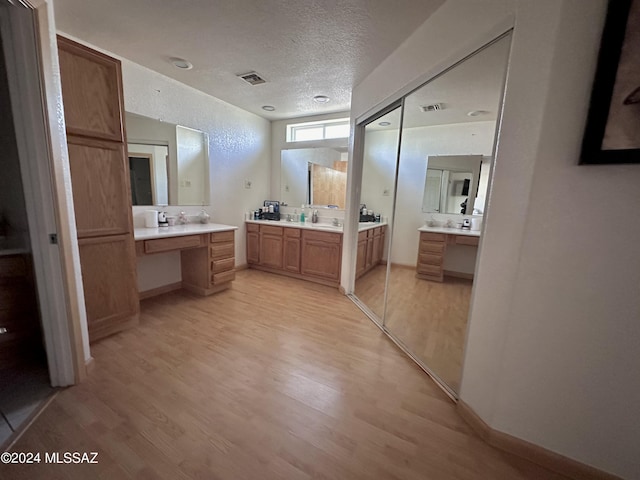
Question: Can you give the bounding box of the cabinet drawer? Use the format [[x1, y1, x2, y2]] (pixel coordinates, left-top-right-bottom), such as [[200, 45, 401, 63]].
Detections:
[[284, 227, 301, 238], [419, 253, 443, 266], [417, 263, 443, 276], [247, 223, 259, 233], [260, 225, 283, 236], [303, 230, 342, 244], [420, 241, 446, 254], [210, 242, 234, 259], [210, 230, 235, 243], [420, 232, 446, 242], [212, 257, 235, 273], [456, 235, 479, 246], [212, 269, 235, 285], [144, 235, 202, 254]]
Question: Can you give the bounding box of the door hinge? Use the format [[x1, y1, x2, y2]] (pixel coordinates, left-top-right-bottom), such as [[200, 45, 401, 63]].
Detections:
[[49, 233, 58, 245]]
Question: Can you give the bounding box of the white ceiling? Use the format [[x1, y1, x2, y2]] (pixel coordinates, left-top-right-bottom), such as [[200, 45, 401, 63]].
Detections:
[[367, 34, 512, 131], [53, 0, 445, 120]]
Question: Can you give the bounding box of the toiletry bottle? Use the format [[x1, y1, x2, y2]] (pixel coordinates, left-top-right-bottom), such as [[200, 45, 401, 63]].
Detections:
[[312, 210, 318, 223], [293, 209, 298, 222], [300, 204, 305, 223]]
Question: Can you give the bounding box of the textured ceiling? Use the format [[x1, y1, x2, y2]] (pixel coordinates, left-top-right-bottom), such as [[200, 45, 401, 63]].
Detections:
[[53, 0, 445, 120]]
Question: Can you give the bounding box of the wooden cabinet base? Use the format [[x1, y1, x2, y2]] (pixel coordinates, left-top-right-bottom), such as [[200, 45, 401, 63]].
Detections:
[[248, 264, 340, 288]]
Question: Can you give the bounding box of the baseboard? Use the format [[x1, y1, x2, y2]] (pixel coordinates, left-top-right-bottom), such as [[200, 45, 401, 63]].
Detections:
[[443, 270, 474, 280], [456, 400, 621, 480], [139, 282, 182, 300], [235, 263, 249, 271], [85, 357, 95, 375]]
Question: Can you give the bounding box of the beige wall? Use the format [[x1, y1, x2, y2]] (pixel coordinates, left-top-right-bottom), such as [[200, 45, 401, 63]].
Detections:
[[349, 0, 640, 478]]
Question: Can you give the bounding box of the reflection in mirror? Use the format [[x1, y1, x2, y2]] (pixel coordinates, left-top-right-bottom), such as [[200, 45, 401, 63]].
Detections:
[[352, 106, 402, 323], [382, 33, 512, 395], [125, 112, 209, 206], [422, 155, 482, 214], [280, 148, 348, 208]]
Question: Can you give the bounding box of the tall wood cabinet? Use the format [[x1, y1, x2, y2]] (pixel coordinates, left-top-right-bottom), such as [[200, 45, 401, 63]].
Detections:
[[58, 36, 139, 342]]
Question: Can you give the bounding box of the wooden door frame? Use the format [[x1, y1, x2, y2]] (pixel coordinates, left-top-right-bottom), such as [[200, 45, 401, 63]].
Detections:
[[1, 0, 89, 385]]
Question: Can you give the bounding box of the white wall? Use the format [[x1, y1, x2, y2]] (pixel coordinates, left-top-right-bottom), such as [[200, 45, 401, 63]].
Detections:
[[349, 0, 640, 478], [120, 55, 271, 289]]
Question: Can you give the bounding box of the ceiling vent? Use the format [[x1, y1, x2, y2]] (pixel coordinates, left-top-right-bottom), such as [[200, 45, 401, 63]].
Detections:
[[420, 103, 444, 112], [237, 71, 266, 86]]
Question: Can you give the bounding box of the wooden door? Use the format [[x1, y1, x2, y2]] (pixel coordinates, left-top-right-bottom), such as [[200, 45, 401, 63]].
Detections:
[[301, 231, 341, 281], [67, 136, 133, 237], [57, 37, 124, 141], [247, 231, 260, 264], [283, 236, 301, 273], [356, 239, 366, 278], [260, 234, 283, 269], [78, 235, 139, 341]]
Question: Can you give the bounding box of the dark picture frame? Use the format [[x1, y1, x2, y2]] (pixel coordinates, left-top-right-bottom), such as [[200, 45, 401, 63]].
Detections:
[[580, 0, 639, 165]]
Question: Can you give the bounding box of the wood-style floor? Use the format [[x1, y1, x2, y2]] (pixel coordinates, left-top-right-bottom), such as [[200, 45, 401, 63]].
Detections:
[[355, 265, 472, 392], [0, 270, 567, 480]]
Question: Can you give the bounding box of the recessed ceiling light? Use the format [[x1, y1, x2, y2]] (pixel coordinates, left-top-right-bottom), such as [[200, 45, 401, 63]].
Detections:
[[378, 121, 391, 127], [262, 105, 275, 111], [467, 110, 490, 117], [313, 95, 330, 104], [170, 57, 193, 70]]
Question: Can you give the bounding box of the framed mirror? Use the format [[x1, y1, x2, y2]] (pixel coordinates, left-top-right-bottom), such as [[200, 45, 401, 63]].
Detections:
[[125, 112, 209, 206], [422, 155, 483, 215], [280, 147, 348, 208]]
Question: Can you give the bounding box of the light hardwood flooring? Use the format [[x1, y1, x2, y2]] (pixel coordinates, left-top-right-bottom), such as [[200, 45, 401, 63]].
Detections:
[[0, 270, 566, 480], [355, 265, 472, 392]]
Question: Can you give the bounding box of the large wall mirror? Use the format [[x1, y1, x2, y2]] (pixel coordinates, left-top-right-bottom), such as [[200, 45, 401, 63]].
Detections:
[[280, 148, 348, 208], [126, 112, 209, 206], [350, 32, 512, 397]]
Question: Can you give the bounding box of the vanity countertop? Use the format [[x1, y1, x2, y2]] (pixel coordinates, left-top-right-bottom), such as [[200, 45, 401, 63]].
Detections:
[[418, 225, 481, 237], [246, 219, 387, 233], [134, 223, 238, 241]]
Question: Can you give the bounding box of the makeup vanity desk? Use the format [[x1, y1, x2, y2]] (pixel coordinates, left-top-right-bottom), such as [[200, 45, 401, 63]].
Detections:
[[417, 226, 480, 282], [134, 223, 237, 296]]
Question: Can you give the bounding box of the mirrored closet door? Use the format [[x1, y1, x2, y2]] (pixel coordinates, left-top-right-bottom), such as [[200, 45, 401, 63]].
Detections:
[[351, 33, 512, 397]]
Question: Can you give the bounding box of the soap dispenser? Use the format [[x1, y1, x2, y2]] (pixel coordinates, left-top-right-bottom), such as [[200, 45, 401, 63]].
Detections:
[[199, 209, 210, 224], [300, 204, 305, 223], [312, 209, 318, 223]]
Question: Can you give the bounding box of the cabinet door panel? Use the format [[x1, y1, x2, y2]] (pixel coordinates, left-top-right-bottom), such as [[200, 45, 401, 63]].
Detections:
[[58, 36, 124, 141], [301, 240, 341, 281], [247, 232, 260, 264], [260, 234, 283, 269], [78, 235, 139, 342], [283, 237, 301, 273], [67, 137, 132, 238], [356, 240, 366, 278]]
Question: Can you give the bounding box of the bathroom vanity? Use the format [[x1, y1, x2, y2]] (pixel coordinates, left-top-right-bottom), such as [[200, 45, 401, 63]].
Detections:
[[246, 220, 386, 287], [135, 224, 237, 296], [417, 226, 480, 282]]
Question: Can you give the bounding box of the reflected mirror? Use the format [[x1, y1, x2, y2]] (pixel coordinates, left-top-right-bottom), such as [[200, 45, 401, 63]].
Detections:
[[422, 155, 483, 214], [280, 148, 348, 208], [125, 112, 209, 206], [352, 106, 402, 323]]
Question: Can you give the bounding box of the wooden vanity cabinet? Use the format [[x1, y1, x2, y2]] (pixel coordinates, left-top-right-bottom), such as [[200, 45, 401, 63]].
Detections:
[[58, 36, 139, 342], [246, 224, 341, 287], [355, 225, 386, 280], [300, 230, 342, 283], [417, 232, 446, 282]]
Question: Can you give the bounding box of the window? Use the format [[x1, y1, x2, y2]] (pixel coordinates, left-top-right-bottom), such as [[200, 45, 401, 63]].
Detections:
[[287, 118, 350, 142]]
